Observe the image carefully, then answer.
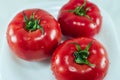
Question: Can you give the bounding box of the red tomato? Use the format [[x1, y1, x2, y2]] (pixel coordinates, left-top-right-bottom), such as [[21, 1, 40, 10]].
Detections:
[[58, 0, 102, 37], [7, 9, 62, 61], [52, 37, 109, 80]]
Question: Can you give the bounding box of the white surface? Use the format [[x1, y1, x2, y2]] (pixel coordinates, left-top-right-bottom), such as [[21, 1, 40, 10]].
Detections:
[[0, 0, 120, 80]]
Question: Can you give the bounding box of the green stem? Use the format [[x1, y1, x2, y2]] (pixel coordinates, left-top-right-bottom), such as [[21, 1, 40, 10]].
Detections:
[[74, 0, 86, 16], [70, 0, 91, 20], [80, 0, 86, 9], [71, 41, 94, 67], [23, 11, 44, 34]]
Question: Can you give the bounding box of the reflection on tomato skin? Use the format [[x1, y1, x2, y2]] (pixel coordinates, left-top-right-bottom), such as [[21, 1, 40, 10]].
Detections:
[[7, 9, 62, 61], [52, 37, 109, 80]]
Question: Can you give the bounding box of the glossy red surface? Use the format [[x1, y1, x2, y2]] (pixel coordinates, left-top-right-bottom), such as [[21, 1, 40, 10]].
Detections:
[[52, 37, 109, 80], [58, 0, 102, 37], [7, 9, 62, 61]]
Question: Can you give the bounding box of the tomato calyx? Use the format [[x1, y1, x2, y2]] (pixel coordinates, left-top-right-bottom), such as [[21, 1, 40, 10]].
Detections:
[[23, 11, 44, 33], [71, 41, 94, 67], [69, 0, 91, 19]]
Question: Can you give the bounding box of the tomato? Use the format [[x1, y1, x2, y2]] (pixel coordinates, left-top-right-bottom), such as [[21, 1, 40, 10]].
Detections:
[[58, 0, 102, 37], [6, 9, 62, 61], [52, 37, 109, 80]]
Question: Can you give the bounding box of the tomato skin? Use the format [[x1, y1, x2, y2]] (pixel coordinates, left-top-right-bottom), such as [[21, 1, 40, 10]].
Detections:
[[7, 9, 62, 61], [58, 0, 102, 37], [52, 37, 109, 80]]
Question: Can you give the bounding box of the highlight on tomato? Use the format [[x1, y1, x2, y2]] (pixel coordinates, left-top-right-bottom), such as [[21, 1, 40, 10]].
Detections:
[[58, 0, 102, 37], [52, 37, 109, 80], [7, 9, 62, 61]]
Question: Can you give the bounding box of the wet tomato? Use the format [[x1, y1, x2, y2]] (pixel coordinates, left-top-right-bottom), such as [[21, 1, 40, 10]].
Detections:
[[58, 0, 102, 37], [52, 37, 109, 80], [7, 9, 62, 61]]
